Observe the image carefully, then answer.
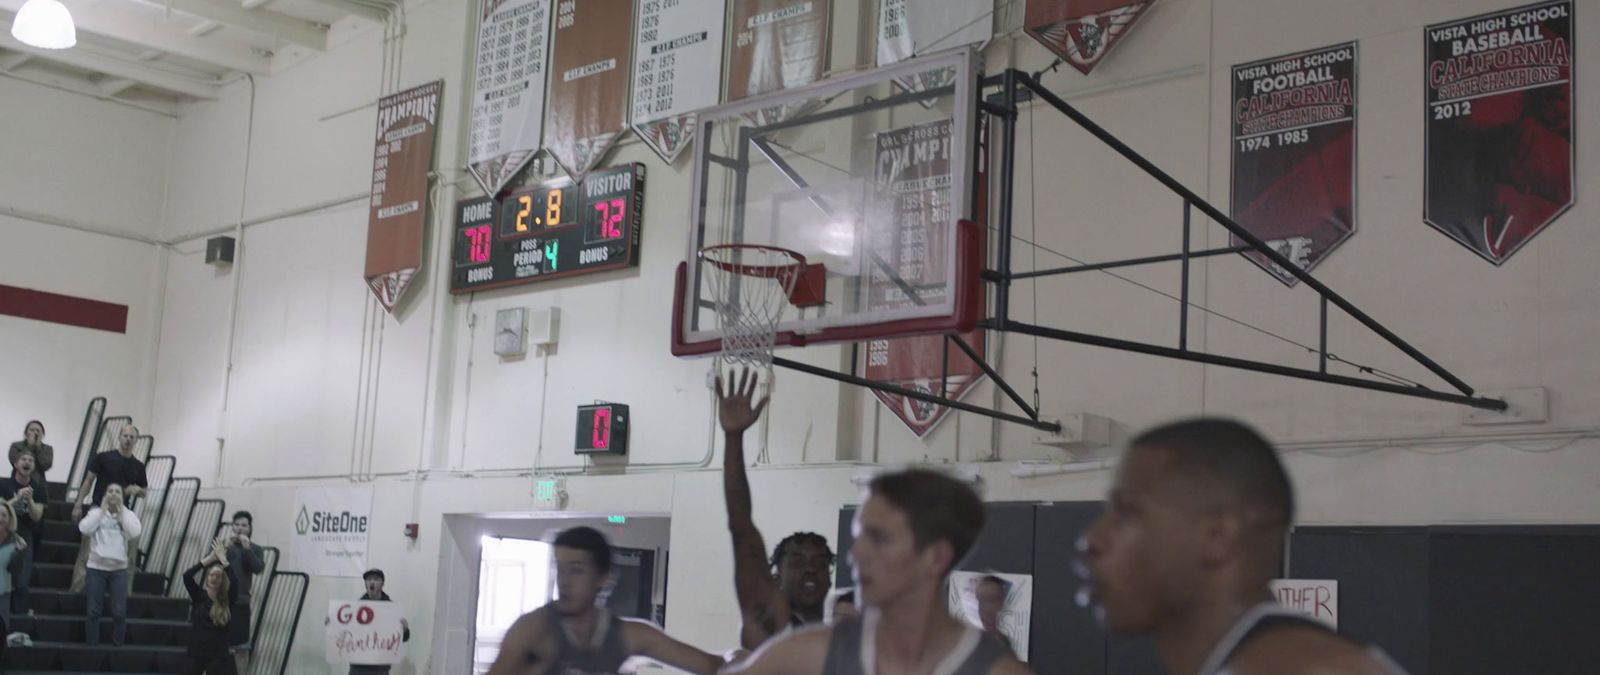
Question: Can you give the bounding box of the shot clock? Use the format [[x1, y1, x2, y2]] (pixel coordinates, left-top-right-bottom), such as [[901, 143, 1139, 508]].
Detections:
[[451, 163, 645, 293], [575, 403, 629, 455]]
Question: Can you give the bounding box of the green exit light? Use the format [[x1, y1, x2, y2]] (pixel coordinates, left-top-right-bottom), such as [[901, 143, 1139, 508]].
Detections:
[[535, 480, 558, 502], [607, 516, 626, 524]]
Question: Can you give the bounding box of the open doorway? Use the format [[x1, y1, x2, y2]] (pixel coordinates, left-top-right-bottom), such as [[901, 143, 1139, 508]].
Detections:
[[473, 536, 555, 673], [461, 515, 672, 674]]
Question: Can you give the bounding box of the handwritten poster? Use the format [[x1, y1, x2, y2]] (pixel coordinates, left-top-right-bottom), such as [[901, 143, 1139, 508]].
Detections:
[[469, 0, 554, 195], [632, 0, 727, 163], [325, 600, 406, 665], [1270, 578, 1338, 629]]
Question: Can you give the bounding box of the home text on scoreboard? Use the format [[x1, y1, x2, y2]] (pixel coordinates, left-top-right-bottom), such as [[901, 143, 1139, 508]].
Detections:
[[451, 163, 646, 294]]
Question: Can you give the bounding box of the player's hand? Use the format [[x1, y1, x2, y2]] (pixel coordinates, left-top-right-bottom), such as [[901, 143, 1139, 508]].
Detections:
[[716, 368, 770, 434]]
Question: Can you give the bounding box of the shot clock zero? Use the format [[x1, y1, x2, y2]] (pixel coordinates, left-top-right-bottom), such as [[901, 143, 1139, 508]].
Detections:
[[451, 162, 646, 293]]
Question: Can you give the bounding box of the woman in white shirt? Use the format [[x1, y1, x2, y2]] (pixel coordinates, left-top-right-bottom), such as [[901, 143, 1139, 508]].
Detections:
[[77, 483, 143, 646]]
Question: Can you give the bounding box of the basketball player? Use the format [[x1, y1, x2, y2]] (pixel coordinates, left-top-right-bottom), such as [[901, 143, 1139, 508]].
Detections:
[[723, 469, 1032, 675], [717, 369, 835, 649], [1078, 418, 1406, 674], [486, 527, 724, 675]]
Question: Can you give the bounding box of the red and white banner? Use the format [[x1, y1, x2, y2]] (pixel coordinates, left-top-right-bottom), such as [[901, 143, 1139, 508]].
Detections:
[[632, 0, 727, 163], [1230, 43, 1357, 285], [866, 118, 986, 438], [325, 600, 405, 665], [366, 80, 442, 312], [1024, 0, 1152, 75], [1424, 1, 1574, 264], [544, 0, 634, 180]]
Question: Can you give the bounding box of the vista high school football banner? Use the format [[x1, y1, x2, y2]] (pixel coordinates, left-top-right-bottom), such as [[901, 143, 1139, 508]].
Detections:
[[1425, 1, 1574, 264], [1230, 43, 1357, 285], [291, 485, 373, 577]]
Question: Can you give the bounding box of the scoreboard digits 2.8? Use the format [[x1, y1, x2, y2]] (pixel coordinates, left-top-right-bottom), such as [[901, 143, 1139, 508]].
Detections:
[[451, 163, 645, 293]]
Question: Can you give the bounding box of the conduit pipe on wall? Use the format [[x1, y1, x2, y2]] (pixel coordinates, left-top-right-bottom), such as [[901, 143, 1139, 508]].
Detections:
[[1010, 458, 1117, 479], [215, 74, 257, 486]]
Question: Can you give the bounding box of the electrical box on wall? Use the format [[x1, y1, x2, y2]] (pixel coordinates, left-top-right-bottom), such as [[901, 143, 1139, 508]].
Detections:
[[529, 306, 560, 346], [494, 307, 526, 357], [576, 402, 628, 455], [206, 236, 235, 266]]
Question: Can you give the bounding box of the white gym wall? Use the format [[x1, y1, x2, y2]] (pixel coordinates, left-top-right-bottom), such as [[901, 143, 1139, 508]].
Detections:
[[1, 1, 1596, 673]]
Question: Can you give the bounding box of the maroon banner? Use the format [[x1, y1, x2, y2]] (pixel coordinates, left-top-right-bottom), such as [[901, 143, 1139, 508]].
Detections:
[[1425, 1, 1574, 264], [1024, 0, 1151, 75], [0, 284, 127, 333], [366, 80, 443, 313], [726, 0, 831, 124], [545, 0, 634, 180], [865, 118, 985, 438], [1230, 42, 1357, 285]]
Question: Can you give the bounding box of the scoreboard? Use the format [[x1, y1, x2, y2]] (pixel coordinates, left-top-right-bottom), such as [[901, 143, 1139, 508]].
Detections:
[[451, 163, 645, 294]]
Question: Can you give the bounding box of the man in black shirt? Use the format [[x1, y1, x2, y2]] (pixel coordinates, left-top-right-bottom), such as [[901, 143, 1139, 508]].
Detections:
[[0, 447, 47, 612], [349, 569, 410, 675], [70, 425, 147, 593], [223, 510, 266, 673]]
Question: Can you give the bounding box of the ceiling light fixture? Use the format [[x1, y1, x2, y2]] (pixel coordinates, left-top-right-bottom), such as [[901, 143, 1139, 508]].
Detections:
[[10, 0, 77, 50]]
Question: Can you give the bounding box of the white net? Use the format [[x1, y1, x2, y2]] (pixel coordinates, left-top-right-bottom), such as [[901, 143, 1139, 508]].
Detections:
[[700, 245, 804, 369]]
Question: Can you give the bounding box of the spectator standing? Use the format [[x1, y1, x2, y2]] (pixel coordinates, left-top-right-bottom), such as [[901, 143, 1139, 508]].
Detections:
[[0, 447, 46, 613], [70, 425, 147, 593], [78, 484, 142, 646]]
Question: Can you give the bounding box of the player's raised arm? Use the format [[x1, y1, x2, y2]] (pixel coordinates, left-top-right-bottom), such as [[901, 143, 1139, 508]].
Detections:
[[717, 368, 789, 649]]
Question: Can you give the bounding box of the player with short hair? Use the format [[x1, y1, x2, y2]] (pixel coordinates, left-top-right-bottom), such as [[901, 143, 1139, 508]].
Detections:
[[724, 469, 1031, 675], [717, 369, 834, 649], [1078, 418, 1406, 675], [486, 526, 724, 675]]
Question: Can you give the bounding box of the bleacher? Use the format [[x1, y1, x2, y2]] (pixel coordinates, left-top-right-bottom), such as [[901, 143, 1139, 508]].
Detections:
[[7, 397, 310, 675]]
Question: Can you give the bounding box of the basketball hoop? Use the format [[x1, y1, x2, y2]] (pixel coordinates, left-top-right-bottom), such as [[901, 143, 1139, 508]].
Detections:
[[699, 244, 820, 369]]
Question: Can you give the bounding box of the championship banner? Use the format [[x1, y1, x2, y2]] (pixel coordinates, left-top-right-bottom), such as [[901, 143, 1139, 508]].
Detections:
[[866, 118, 986, 438], [1425, 1, 1574, 264], [325, 600, 406, 665], [545, 0, 635, 180], [726, 0, 831, 125], [632, 0, 727, 164], [1230, 43, 1357, 285], [876, 0, 991, 95], [365, 80, 443, 312], [468, 0, 554, 195], [290, 485, 373, 577], [1024, 0, 1152, 75]]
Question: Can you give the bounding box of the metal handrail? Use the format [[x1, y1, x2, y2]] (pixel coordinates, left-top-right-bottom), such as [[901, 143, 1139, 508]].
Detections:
[[64, 397, 105, 495]]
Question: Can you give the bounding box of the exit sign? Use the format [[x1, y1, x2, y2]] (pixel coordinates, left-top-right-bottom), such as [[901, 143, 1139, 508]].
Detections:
[[532, 476, 567, 510]]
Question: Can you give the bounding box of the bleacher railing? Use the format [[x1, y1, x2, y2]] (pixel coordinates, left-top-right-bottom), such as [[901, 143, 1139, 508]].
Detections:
[[169, 498, 226, 598], [66, 397, 105, 492], [136, 455, 177, 570], [249, 570, 309, 675], [148, 477, 199, 591]]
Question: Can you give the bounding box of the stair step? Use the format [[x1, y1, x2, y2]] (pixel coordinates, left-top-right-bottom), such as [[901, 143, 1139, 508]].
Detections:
[[27, 588, 190, 622], [30, 563, 166, 594], [8, 641, 188, 673], [11, 613, 192, 648]]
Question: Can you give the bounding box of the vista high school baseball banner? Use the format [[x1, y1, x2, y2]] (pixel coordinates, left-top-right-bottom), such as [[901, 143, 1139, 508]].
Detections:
[[292, 485, 373, 577], [366, 80, 443, 311], [1230, 43, 1357, 285], [1425, 1, 1574, 265]]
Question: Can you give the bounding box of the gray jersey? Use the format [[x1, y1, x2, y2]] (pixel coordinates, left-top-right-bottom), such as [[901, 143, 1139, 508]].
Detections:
[[1203, 603, 1409, 675], [548, 607, 629, 675], [822, 610, 1008, 675]]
